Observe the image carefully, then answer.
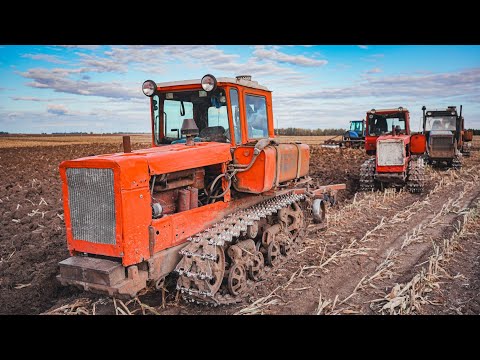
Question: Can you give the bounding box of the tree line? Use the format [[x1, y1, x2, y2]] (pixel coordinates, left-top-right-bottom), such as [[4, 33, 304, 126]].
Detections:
[[275, 128, 346, 136]]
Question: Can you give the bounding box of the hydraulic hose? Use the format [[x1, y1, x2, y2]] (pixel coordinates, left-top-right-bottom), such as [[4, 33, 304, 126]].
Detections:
[[207, 173, 233, 200], [207, 139, 278, 201]]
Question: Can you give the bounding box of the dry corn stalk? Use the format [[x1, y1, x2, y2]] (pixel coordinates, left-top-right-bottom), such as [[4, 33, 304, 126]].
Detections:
[[376, 204, 478, 315]]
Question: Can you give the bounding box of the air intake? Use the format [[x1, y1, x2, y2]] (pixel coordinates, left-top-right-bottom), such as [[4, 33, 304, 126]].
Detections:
[[66, 168, 116, 245], [236, 75, 252, 81]]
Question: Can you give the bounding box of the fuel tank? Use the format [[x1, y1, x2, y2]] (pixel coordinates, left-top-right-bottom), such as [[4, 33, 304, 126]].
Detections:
[[410, 134, 426, 155], [233, 143, 310, 194]]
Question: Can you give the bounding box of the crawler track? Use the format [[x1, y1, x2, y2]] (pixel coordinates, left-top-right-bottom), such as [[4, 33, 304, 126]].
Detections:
[[175, 193, 307, 305]]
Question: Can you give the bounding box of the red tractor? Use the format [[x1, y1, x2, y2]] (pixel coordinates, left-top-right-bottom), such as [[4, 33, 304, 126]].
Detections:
[[360, 107, 426, 193], [56, 74, 345, 305]]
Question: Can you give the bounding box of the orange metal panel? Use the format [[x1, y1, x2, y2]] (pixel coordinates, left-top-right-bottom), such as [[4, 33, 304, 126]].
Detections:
[[61, 157, 150, 191], [150, 97, 156, 147], [411, 134, 426, 154], [463, 130, 473, 142], [233, 146, 276, 193], [121, 187, 151, 265], [376, 165, 407, 173], [300, 144, 310, 176], [64, 143, 231, 178], [152, 197, 269, 253], [144, 143, 231, 175], [276, 144, 310, 183], [277, 144, 299, 183]]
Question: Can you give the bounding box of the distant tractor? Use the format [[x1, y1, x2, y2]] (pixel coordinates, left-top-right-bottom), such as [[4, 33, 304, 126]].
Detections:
[[360, 107, 426, 193], [422, 105, 472, 168], [342, 120, 365, 148]]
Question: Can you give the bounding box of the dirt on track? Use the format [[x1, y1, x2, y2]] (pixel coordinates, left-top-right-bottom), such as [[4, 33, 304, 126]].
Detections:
[[1, 140, 479, 315]]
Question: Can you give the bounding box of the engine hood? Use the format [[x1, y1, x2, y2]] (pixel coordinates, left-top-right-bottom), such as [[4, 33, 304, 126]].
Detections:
[[377, 134, 409, 144], [60, 142, 232, 190]]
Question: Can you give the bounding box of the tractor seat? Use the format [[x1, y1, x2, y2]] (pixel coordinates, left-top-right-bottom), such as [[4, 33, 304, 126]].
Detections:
[[199, 126, 227, 142]]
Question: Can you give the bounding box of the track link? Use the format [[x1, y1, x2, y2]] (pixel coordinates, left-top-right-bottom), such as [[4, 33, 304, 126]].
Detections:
[[175, 193, 307, 305], [406, 157, 425, 193], [452, 156, 462, 170], [360, 158, 375, 191]]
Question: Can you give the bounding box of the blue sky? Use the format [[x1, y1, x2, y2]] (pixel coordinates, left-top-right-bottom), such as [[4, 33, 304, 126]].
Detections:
[[0, 45, 479, 133]]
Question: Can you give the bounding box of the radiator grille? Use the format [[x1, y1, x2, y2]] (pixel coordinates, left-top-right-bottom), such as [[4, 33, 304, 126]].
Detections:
[[66, 168, 116, 245], [378, 141, 404, 166], [431, 136, 453, 150]]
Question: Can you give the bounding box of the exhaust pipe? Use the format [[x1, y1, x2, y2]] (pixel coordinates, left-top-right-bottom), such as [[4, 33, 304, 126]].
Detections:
[[123, 135, 132, 153], [421, 105, 426, 133]]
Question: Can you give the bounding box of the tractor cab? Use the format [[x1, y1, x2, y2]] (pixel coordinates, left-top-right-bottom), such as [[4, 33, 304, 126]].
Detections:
[[364, 108, 410, 155], [349, 120, 365, 138], [421, 105, 471, 162], [142, 75, 274, 147]]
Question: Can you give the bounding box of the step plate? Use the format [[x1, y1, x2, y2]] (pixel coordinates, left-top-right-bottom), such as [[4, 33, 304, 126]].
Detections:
[[59, 256, 125, 286]]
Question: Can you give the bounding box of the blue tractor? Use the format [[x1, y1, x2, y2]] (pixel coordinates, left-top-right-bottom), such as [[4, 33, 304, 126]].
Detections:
[[342, 120, 365, 148]]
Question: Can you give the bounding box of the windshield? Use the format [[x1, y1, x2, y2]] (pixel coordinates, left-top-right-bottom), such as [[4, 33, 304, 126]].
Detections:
[[153, 87, 231, 144], [425, 116, 456, 131], [350, 121, 363, 133], [368, 113, 406, 136], [245, 94, 268, 139]]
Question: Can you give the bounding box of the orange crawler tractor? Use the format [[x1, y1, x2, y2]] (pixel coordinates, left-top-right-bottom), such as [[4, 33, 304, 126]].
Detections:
[[360, 107, 426, 193], [57, 74, 345, 305]]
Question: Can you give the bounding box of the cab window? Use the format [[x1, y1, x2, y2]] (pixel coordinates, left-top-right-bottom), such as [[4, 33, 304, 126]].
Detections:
[[164, 99, 193, 139], [229, 88, 241, 144], [245, 94, 268, 139]]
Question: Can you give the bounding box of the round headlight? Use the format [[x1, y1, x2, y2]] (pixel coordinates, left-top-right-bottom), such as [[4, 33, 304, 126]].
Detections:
[[427, 112, 432, 116], [370, 108, 376, 114], [398, 107, 403, 112], [142, 80, 157, 97], [451, 111, 456, 115], [368, 114, 373, 119], [201, 74, 217, 92]]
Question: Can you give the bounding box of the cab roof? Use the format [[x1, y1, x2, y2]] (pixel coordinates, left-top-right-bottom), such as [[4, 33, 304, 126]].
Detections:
[[367, 108, 409, 114], [156, 77, 270, 91]]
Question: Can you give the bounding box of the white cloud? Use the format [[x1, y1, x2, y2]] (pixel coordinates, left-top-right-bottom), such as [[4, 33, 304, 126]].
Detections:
[[279, 67, 480, 100], [11, 96, 44, 101], [78, 53, 128, 73], [21, 53, 67, 64], [20, 68, 140, 99], [58, 45, 101, 50], [47, 104, 70, 115], [358, 45, 368, 49], [253, 47, 328, 67]]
